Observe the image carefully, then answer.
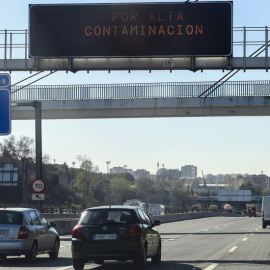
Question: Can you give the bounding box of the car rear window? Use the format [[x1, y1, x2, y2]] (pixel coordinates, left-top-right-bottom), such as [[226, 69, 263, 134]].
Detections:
[[80, 209, 137, 225], [0, 211, 23, 225]]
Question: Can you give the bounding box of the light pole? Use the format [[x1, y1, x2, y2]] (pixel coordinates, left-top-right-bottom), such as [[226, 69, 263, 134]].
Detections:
[[162, 164, 165, 181], [106, 161, 111, 174]]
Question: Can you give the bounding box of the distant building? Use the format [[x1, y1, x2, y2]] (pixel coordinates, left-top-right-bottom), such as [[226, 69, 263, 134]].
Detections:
[[133, 169, 150, 180], [181, 165, 197, 179], [110, 166, 129, 174], [245, 174, 270, 190]]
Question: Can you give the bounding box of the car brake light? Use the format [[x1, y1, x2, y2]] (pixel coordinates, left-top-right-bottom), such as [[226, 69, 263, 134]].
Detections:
[[72, 225, 83, 238], [18, 226, 29, 239], [129, 224, 141, 237], [262, 211, 264, 217]]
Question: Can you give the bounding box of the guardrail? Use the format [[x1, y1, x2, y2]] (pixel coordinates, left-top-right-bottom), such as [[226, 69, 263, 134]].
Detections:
[[10, 80, 270, 101], [45, 212, 247, 235]]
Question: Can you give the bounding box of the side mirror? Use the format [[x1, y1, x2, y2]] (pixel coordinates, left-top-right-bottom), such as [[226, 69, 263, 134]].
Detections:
[[153, 220, 161, 226]]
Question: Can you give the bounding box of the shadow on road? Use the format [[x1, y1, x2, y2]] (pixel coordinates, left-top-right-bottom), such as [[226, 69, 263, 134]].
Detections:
[[0, 256, 72, 268], [83, 260, 202, 270]]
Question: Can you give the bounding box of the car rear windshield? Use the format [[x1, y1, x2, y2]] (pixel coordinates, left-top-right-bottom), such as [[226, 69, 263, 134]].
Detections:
[[80, 209, 137, 225], [0, 211, 23, 225]]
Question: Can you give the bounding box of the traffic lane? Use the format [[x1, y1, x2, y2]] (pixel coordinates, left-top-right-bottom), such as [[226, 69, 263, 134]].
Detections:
[[159, 216, 265, 270], [0, 217, 263, 270], [209, 225, 270, 270]]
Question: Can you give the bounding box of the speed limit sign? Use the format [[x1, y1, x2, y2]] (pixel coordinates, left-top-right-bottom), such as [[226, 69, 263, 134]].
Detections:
[[31, 178, 45, 194]]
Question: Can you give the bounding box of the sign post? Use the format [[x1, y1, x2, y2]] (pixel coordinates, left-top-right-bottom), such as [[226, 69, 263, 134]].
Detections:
[[0, 74, 11, 135]]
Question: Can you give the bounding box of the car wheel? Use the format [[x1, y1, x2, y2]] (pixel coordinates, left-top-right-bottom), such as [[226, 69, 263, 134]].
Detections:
[[73, 259, 85, 270], [263, 221, 267, 229], [151, 242, 161, 264], [0, 255, 7, 260], [94, 259, 104, 265], [25, 242, 37, 262], [49, 239, 60, 259], [134, 246, 147, 269]]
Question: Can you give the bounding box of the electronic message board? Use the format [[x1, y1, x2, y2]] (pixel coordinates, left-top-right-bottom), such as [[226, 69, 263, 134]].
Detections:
[[29, 2, 233, 58]]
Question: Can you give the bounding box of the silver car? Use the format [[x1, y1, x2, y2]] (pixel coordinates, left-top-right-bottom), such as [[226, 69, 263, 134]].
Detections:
[[0, 208, 60, 262]]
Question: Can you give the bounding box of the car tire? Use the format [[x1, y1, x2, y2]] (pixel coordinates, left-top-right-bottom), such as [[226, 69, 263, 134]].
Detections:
[[49, 239, 60, 259], [151, 242, 161, 264], [25, 242, 37, 262], [134, 246, 147, 269], [94, 259, 104, 265], [73, 259, 85, 270]]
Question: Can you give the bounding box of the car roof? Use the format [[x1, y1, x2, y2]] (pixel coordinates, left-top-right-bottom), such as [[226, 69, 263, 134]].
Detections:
[[85, 205, 140, 211], [0, 208, 37, 213]]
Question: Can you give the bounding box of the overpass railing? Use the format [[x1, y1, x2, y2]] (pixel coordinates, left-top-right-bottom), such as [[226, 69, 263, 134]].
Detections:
[[11, 80, 270, 101], [1, 27, 269, 60]]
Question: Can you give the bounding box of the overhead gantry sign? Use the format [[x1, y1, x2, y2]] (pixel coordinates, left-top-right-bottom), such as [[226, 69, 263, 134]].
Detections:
[[29, 2, 233, 58]]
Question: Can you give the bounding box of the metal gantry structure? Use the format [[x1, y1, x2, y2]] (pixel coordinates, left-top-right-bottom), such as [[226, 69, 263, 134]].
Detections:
[[0, 27, 270, 72]]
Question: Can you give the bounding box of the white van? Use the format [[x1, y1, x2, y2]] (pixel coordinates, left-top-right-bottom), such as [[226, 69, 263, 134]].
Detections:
[[262, 196, 270, 229]]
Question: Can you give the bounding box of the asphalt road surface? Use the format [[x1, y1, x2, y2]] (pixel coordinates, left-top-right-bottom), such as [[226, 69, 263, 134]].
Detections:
[[0, 216, 269, 270]]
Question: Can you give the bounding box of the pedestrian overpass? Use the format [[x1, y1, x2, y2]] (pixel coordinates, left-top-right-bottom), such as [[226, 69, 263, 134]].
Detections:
[[10, 80, 270, 120]]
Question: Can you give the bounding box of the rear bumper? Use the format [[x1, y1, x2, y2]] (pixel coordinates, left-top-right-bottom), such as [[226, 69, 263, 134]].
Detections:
[[71, 238, 141, 261], [0, 240, 31, 256]]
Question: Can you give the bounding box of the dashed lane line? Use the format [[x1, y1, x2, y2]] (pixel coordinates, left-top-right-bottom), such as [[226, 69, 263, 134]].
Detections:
[[205, 263, 219, 270], [228, 246, 238, 253]]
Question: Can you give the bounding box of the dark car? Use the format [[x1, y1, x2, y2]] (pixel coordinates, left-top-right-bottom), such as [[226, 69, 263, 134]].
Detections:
[[71, 205, 161, 270], [0, 208, 60, 262]]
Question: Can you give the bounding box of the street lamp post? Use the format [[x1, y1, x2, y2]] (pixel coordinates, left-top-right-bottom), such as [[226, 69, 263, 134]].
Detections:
[[106, 161, 111, 174]]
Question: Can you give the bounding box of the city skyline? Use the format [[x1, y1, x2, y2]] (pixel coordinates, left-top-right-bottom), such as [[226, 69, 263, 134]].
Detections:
[[1, 0, 270, 176]]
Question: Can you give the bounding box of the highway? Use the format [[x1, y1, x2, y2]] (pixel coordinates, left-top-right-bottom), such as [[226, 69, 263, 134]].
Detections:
[[0, 216, 268, 270]]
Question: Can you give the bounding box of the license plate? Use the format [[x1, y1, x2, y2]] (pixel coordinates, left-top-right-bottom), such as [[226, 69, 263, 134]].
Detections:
[[0, 229, 8, 239], [93, 234, 117, 240]]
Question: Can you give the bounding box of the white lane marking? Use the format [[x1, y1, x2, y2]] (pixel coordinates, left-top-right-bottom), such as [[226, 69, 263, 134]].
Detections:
[[242, 237, 248, 241], [56, 267, 72, 270], [229, 246, 238, 252], [203, 229, 209, 232], [158, 217, 243, 232], [205, 263, 219, 270]]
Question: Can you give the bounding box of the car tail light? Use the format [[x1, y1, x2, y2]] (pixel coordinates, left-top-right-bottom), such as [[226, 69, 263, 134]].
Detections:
[[72, 225, 83, 238], [262, 211, 264, 217], [129, 224, 141, 237], [18, 226, 29, 239]]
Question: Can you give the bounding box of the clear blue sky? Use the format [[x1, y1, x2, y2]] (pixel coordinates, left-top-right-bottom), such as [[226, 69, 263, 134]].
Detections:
[[1, 0, 270, 175]]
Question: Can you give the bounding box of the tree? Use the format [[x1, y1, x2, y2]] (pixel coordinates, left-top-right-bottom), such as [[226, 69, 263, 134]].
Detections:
[[71, 155, 97, 208], [0, 135, 35, 206], [109, 177, 133, 205], [0, 135, 34, 166]]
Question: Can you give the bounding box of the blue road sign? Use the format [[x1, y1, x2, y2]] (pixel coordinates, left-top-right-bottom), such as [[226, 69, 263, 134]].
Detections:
[[0, 73, 11, 135], [0, 74, 11, 89]]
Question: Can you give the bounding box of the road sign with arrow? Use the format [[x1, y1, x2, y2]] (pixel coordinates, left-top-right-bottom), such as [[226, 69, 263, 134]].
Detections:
[[32, 193, 45, 201]]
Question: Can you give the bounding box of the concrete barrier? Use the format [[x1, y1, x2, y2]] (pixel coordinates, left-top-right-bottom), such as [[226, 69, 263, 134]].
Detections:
[[45, 212, 245, 236]]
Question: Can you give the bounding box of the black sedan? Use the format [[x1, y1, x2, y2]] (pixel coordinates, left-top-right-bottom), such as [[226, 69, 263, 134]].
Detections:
[[71, 205, 161, 270]]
